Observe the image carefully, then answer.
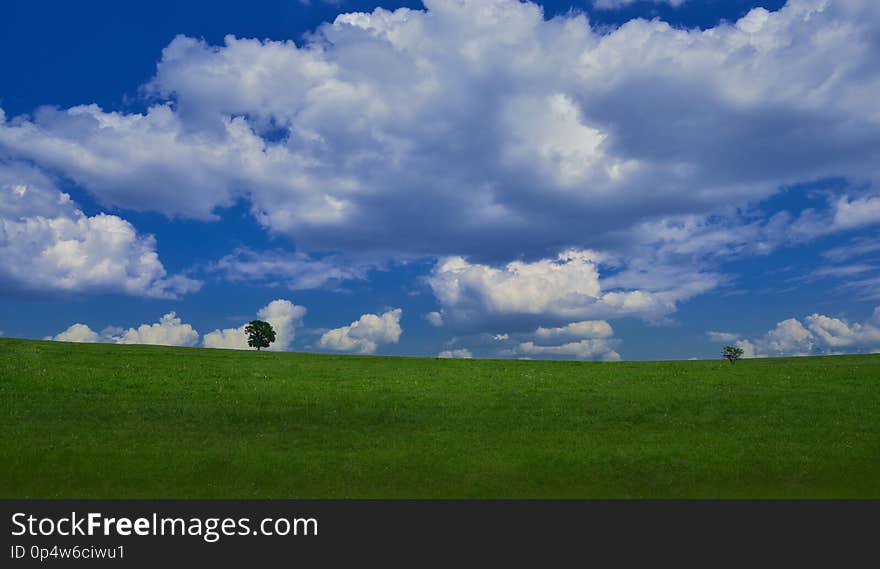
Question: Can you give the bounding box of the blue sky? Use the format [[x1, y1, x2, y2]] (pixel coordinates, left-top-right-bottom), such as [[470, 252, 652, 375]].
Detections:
[[1, 0, 879, 360]]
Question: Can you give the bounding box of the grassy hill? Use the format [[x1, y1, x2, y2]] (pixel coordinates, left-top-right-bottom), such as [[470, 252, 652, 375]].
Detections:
[[1, 337, 879, 498]]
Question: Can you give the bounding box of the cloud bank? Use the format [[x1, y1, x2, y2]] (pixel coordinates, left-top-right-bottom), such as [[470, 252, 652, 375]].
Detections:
[[49, 312, 199, 347], [48, 301, 306, 350], [0, 0, 877, 264], [709, 307, 880, 357]]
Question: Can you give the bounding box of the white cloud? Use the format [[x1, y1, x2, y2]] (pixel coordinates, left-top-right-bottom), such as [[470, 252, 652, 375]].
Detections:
[[212, 247, 377, 290], [427, 250, 707, 326], [0, 105, 247, 220], [438, 348, 473, 359], [116, 312, 200, 347], [49, 312, 199, 347], [203, 299, 307, 351], [624, 200, 878, 268], [318, 308, 402, 354], [805, 311, 880, 348], [509, 317, 621, 361], [731, 306, 880, 357], [766, 194, 880, 244], [48, 304, 317, 350], [0, 162, 76, 219], [425, 311, 444, 327], [735, 339, 757, 359], [535, 320, 613, 340], [257, 300, 307, 350], [762, 318, 815, 356], [49, 323, 101, 343], [429, 250, 597, 316], [201, 327, 250, 351], [0, 162, 199, 298], [707, 331, 739, 343], [832, 196, 880, 232], [602, 195, 880, 309], [593, 0, 687, 9], [449, 316, 625, 361], [6, 0, 880, 352], [1, 0, 878, 263], [516, 339, 621, 361]]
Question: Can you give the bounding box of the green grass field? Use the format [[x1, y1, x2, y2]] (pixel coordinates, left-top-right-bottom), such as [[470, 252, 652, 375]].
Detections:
[[1, 338, 879, 498]]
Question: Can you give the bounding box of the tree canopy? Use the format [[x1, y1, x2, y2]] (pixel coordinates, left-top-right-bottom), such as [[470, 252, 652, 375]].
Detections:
[[722, 345, 744, 364], [245, 320, 275, 351]]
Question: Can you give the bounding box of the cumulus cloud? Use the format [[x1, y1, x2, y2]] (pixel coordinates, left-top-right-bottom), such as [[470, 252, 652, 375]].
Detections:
[[0, 162, 200, 298], [453, 316, 625, 361], [535, 320, 614, 340], [49, 312, 199, 347], [200, 327, 249, 351], [758, 318, 816, 357], [425, 311, 444, 327], [50, 323, 102, 343], [713, 307, 880, 357], [319, 308, 402, 354], [116, 312, 200, 347], [1, 0, 878, 263], [203, 299, 307, 351], [805, 310, 880, 349], [0, 105, 247, 220], [427, 250, 711, 327], [516, 339, 621, 361], [510, 318, 620, 361], [438, 348, 473, 359]]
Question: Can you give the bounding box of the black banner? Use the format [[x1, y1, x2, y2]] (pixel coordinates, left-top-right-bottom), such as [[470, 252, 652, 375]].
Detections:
[[2, 500, 876, 565]]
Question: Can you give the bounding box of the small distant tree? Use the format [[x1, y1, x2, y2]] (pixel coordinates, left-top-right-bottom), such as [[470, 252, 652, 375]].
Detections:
[[722, 345, 744, 364], [245, 320, 276, 351]]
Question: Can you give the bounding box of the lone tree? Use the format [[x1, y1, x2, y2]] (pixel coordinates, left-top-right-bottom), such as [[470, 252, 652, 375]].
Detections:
[[722, 345, 744, 364], [245, 320, 276, 351]]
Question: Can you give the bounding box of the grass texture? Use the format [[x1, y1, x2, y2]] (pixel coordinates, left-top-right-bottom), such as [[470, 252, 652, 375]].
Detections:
[[1, 338, 878, 498]]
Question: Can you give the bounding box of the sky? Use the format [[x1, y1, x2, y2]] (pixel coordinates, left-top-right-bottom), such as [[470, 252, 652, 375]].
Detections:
[[1, 0, 879, 361]]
